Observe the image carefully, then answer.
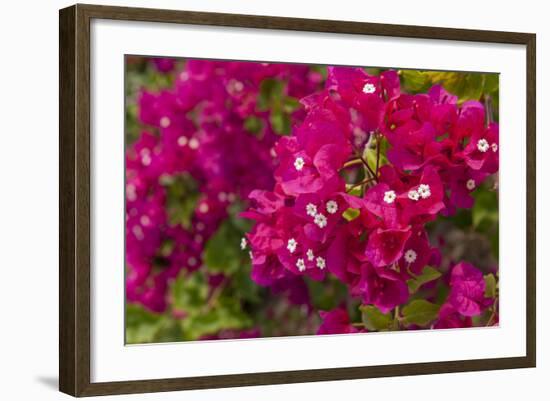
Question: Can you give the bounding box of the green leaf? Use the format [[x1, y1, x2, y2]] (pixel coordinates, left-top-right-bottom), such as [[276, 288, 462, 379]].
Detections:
[[270, 111, 291, 135], [258, 79, 285, 111], [400, 70, 432, 92], [244, 116, 264, 135], [483, 74, 499, 94], [360, 305, 394, 331], [163, 174, 200, 229], [180, 298, 251, 340], [125, 304, 172, 344], [307, 278, 348, 311], [342, 207, 360, 222], [484, 273, 497, 298], [171, 271, 209, 311], [407, 266, 442, 294], [203, 220, 244, 273], [402, 300, 440, 327], [472, 190, 498, 229]]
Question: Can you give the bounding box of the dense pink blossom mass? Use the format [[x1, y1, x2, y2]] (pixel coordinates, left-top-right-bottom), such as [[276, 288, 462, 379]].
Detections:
[[126, 58, 499, 339]]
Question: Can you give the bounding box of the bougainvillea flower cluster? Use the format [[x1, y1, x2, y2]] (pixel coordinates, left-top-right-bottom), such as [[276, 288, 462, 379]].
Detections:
[[243, 66, 499, 331]]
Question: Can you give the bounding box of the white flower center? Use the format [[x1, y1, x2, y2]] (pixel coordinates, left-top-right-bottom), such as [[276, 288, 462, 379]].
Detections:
[[314, 213, 328, 228], [177, 136, 188, 147], [408, 190, 420, 201], [141, 153, 152, 166], [306, 203, 317, 217], [417, 184, 431, 199], [160, 116, 171, 128], [477, 138, 490, 153], [198, 203, 209, 213], [404, 249, 417, 264], [287, 238, 298, 253], [306, 249, 315, 261], [383, 190, 396, 204], [240, 237, 247, 250], [491, 143, 498, 152], [296, 258, 306, 272], [126, 184, 137, 201], [218, 192, 228, 202], [326, 200, 338, 214], [140, 215, 151, 226], [294, 157, 305, 171], [362, 83, 376, 94], [466, 179, 476, 190], [188, 138, 200, 150], [316, 256, 326, 270]]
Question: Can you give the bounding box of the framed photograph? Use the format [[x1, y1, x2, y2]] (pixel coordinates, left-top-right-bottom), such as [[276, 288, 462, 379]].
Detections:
[[59, 3, 536, 397]]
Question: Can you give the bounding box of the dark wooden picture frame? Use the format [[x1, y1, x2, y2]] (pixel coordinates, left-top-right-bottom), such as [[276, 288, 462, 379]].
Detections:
[[59, 3, 536, 397]]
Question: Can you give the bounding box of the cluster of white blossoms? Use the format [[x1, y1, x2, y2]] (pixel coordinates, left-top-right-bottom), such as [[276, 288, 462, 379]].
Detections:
[[294, 157, 305, 171], [305, 202, 329, 228], [287, 238, 298, 253], [383, 190, 397, 204], [477, 138, 497, 153], [362, 82, 376, 94], [408, 184, 431, 201], [404, 249, 417, 264]]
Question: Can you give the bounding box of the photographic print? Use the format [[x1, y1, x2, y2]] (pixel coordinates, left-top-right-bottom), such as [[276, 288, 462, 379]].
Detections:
[[124, 56, 500, 344]]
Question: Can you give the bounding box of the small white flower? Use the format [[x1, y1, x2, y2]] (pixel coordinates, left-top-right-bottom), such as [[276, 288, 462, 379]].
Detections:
[[466, 179, 476, 191], [140, 215, 151, 227], [160, 116, 171, 128], [326, 200, 338, 214], [177, 136, 188, 147], [306, 203, 317, 217], [188, 257, 197, 267], [408, 190, 420, 201], [249, 251, 254, 261], [132, 225, 144, 240], [189, 138, 200, 150], [362, 82, 376, 94], [491, 143, 498, 152], [417, 184, 431, 199], [141, 153, 151, 166], [294, 157, 305, 171], [218, 192, 228, 202], [316, 256, 326, 270], [314, 213, 328, 228], [477, 138, 490, 153], [296, 258, 306, 272], [287, 238, 298, 253], [383, 190, 396, 204], [240, 237, 247, 250], [198, 203, 209, 213], [306, 249, 315, 261], [404, 249, 417, 264], [126, 184, 137, 201]]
